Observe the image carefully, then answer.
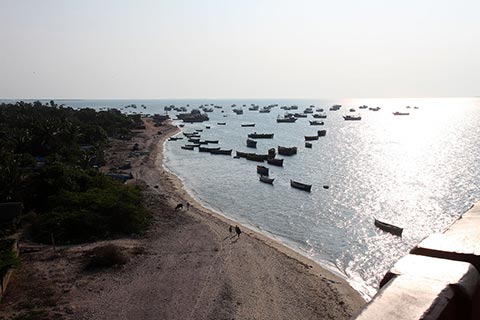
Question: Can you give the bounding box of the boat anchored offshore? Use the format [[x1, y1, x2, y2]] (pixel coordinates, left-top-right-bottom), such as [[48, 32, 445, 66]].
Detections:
[[259, 175, 274, 184], [290, 180, 312, 192], [374, 218, 403, 237]]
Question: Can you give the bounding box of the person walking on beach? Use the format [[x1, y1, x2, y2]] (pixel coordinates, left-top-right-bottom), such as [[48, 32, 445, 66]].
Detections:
[[186, 202, 190, 211], [235, 225, 241, 238], [229, 225, 233, 234]]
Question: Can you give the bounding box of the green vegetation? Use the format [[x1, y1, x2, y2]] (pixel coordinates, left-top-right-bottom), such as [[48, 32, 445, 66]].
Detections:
[[0, 101, 150, 244], [0, 239, 20, 279]]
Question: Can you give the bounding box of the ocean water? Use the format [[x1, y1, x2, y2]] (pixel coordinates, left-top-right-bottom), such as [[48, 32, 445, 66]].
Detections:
[[7, 97, 480, 300]]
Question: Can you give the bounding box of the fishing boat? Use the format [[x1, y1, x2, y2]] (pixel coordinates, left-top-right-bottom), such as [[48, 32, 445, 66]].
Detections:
[[259, 175, 274, 184], [305, 142, 312, 148], [393, 112, 410, 116], [305, 135, 319, 141], [184, 144, 200, 148], [205, 140, 219, 144], [241, 123, 256, 127], [359, 105, 368, 109], [217, 122, 226, 125], [374, 218, 403, 237], [246, 139, 257, 148], [246, 153, 269, 162], [276, 116, 297, 123], [369, 107, 381, 111], [312, 113, 327, 119], [259, 108, 271, 113], [268, 148, 276, 158], [199, 146, 221, 152], [169, 137, 183, 141], [236, 151, 254, 158], [210, 149, 232, 155], [293, 113, 308, 118], [205, 126, 211, 129], [290, 180, 312, 192], [257, 165, 269, 175], [248, 132, 274, 139], [317, 130, 327, 137], [309, 120, 324, 125], [267, 158, 284, 166], [181, 145, 195, 150], [195, 129, 203, 132], [278, 146, 297, 156], [188, 138, 200, 143], [343, 115, 362, 121], [330, 105, 342, 111], [233, 109, 244, 115]]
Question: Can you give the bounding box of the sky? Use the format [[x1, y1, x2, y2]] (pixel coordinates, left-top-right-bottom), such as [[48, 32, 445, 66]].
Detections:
[[0, 0, 479, 99]]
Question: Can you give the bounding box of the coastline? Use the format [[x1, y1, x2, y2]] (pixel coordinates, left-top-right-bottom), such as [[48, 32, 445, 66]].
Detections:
[[0, 118, 365, 320]]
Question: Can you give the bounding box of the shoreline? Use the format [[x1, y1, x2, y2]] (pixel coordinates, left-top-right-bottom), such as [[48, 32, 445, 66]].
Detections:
[[0, 117, 365, 320]]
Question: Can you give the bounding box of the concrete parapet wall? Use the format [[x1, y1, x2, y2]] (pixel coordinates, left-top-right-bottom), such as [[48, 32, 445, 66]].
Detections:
[[352, 200, 480, 320]]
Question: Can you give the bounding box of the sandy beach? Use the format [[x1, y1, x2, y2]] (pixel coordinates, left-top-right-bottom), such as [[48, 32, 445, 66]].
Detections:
[[0, 118, 364, 320]]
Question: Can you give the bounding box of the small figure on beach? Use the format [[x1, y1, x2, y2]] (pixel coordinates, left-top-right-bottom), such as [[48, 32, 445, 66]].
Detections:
[[235, 225, 241, 238], [186, 202, 190, 210], [229, 225, 233, 234], [175, 203, 183, 211]]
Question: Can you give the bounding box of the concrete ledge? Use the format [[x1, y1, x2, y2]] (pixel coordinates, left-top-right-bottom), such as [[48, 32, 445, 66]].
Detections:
[[354, 255, 479, 320]]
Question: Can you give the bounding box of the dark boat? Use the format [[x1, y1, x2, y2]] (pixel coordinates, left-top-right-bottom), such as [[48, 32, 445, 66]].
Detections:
[[246, 139, 257, 148], [309, 120, 324, 125], [206, 126, 211, 129], [248, 132, 274, 139], [169, 137, 183, 141], [181, 145, 195, 150], [195, 129, 203, 132], [199, 146, 221, 152], [268, 148, 276, 158], [205, 140, 219, 144], [241, 123, 256, 127], [290, 180, 312, 192], [359, 105, 368, 109], [246, 153, 269, 162], [294, 113, 308, 118], [177, 109, 209, 123], [197, 141, 209, 145], [312, 113, 327, 119], [210, 149, 232, 155], [393, 112, 409, 116], [184, 132, 200, 138], [317, 130, 327, 137], [185, 144, 200, 148], [188, 138, 200, 143], [305, 135, 319, 141], [257, 165, 269, 175], [343, 115, 362, 121], [278, 146, 297, 156], [217, 122, 227, 125], [267, 158, 284, 166], [277, 117, 297, 123], [236, 151, 254, 158], [374, 219, 403, 237], [259, 175, 274, 184], [305, 142, 312, 148]]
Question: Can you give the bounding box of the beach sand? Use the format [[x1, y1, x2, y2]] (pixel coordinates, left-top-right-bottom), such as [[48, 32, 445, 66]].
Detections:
[[0, 118, 364, 320]]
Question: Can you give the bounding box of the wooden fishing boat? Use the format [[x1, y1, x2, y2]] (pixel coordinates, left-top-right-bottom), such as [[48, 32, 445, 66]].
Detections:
[[276, 117, 297, 123], [305, 142, 312, 148], [241, 123, 255, 127], [236, 151, 254, 158], [204, 140, 219, 144], [217, 122, 227, 125], [195, 129, 203, 132], [293, 113, 308, 118], [248, 132, 274, 139], [185, 144, 200, 148], [199, 146, 221, 152], [312, 113, 327, 119], [393, 112, 409, 116], [343, 115, 362, 121], [374, 218, 403, 237], [290, 180, 312, 192], [246, 139, 257, 148], [309, 120, 324, 125], [169, 137, 183, 141], [181, 145, 195, 150], [210, 149, 232, 155], [268, 148, 276, 158], [188, 138, 200, 143], [267, 158, 283, 167], [317, 130, 327, 137], [257, 165, 269, 175], [259, 175, 274, 184], [246, 153, 269, 162], [278, 146, 297, 156], [305, 135, 319, 141]]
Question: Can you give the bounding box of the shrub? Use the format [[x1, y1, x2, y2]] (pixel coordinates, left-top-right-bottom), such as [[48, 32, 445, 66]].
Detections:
[[84, 244, 128, 270]]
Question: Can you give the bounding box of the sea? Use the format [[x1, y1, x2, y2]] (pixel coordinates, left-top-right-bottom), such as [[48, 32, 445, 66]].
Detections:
[[5, 97, 480, 300]]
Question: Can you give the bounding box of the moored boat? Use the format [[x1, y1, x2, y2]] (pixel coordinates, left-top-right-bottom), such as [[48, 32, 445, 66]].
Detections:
[[309, 120, 324, 125], [246, 153, 269, 162], [267, 158, 284, 166], [259, 175, 274, 184], [181, 145, 195, 150], [241, 123, 256, 127], [393, 111, 409, 116], [343, 115, 362, 121], [312, 113, 327, 119], [246, 139, 257, 148], [305, 142, 312, 148], [374, 218, 403, 237], [217, 122, 226, 125], [277, 116, 297, 123], [236, 151, 254, 158], [317, 130, 327, 137], [278, 146, 297, 156], [210, 149, 232, 155], [290, 180, 312, 192], [205, 140, 219, 144], [257, 165, 269, 175], [248, 132, 274, 139], [199, 146, 221, 152], [305, 135, 319, 141]]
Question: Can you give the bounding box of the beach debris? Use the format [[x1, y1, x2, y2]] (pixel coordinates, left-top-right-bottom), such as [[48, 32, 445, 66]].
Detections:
[[175, 203, 183, 211]]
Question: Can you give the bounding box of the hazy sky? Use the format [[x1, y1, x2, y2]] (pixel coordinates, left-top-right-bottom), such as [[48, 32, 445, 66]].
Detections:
[[1, 0, 479, 99]]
